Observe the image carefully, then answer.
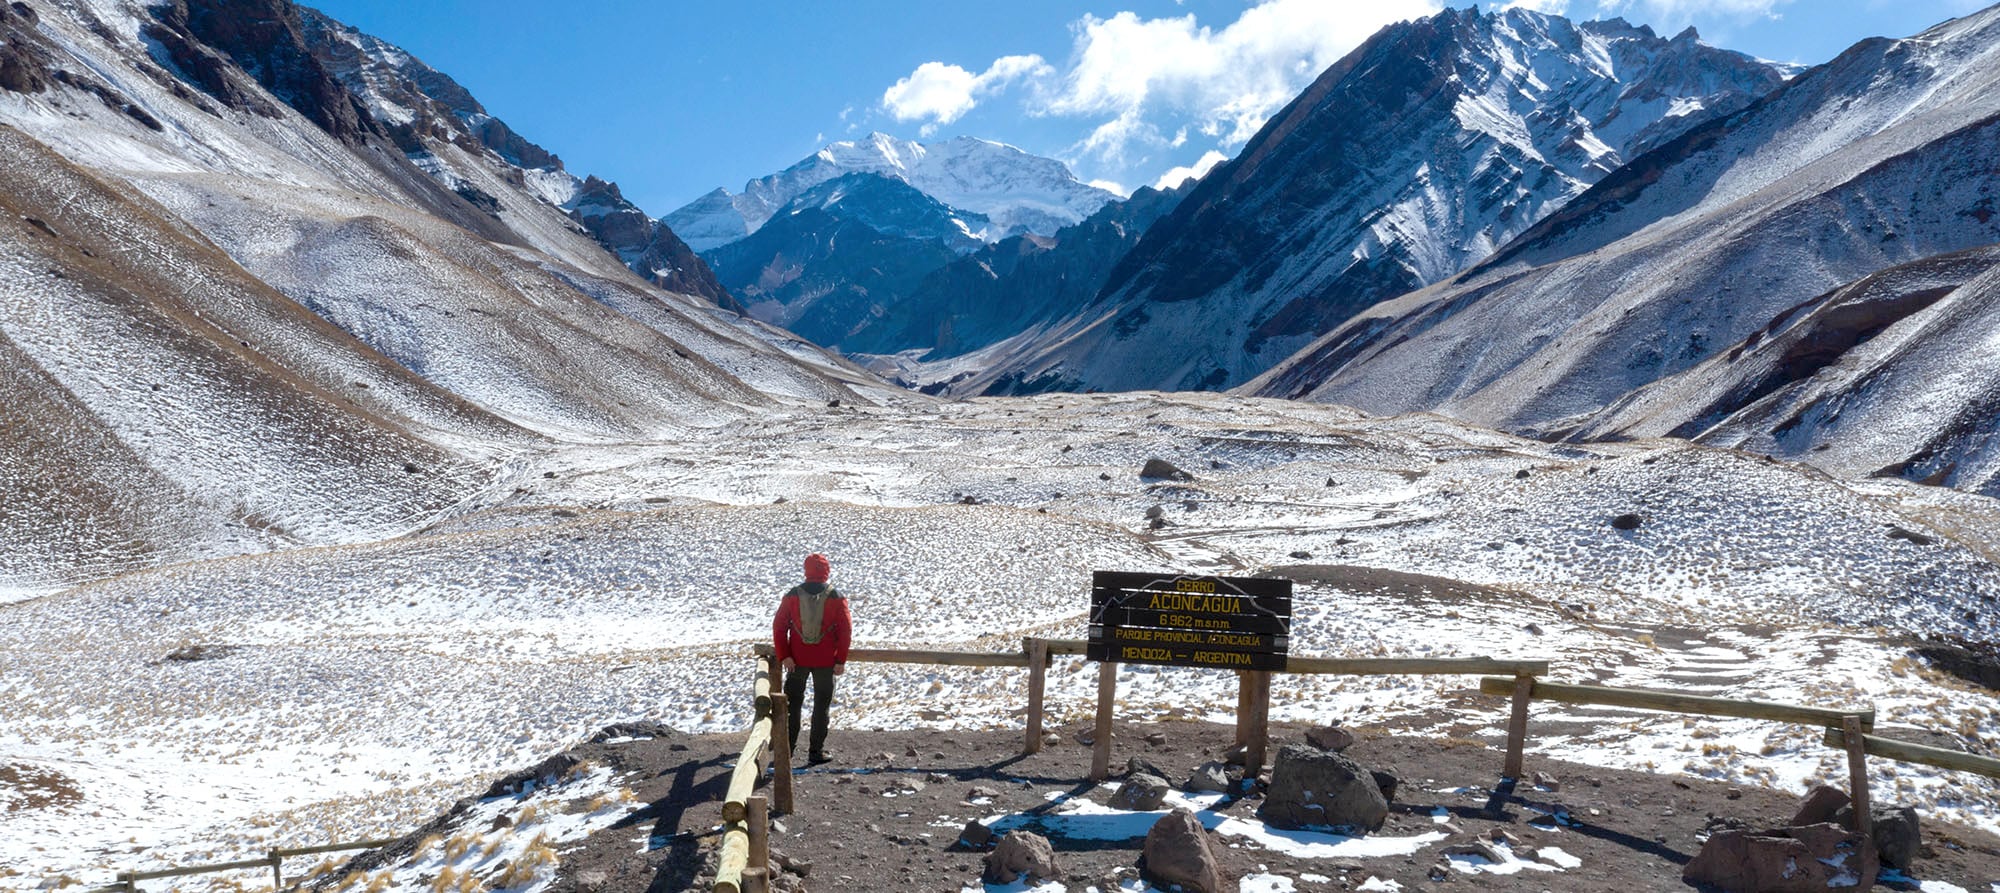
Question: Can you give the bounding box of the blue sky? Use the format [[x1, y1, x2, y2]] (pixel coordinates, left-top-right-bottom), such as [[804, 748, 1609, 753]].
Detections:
[[306, 0, 1993, 216]]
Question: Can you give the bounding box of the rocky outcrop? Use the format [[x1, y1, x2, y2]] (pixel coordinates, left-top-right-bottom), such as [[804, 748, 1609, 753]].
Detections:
[[1258, 744, 1389, 832], [1141, 810, 1226, 893], [148, 0, 375, 142], [982, 831, 1062, 885], [1683, 823, 1877, 892]]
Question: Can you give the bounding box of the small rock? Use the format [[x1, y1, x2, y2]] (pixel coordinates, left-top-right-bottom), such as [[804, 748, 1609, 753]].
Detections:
[[982, 831, 1062, 885], [1144, 732, 1167, 746], [1075, 730, 1096, 746], [1428, 860, 1452, 881], [1289, 550, 1312, 559], [966, 785, 1001, 801], [1888, 526, 1937, 546], [1305, 725, 1355, 752], [1489, 828, 1521, 846], [1127, 756, 1171, 779], [905, 744, 918, 757], [1140, 458, 1194, 481], [926, 772, 951, 784], [1145, 505, 1166, 520], [1515, 468, 1531, 479], [1610, 512, 1644, 530], [1532, 771, 1560, 791], [1043, 732, 1061, 746], [1110, 773, 1171, 811], [1099, 472, 1113, 481], [1371, 769, 1401, 803], [488, 813, 513, 830], [1791, 785, 1849, 826], [1524, 622, 1545, 636], [1141, 809, 1226, 893], [957, 819, 996, 850], [1184, 761, 1233, 794]]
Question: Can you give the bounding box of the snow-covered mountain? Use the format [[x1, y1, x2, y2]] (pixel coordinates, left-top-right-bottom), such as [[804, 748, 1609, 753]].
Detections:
[[953, 7, 1787, 396], [847, 182, 1188, 375], [1250, 5, 2000, 495], [665, 132, 1119, 251], [0, 0, 890, 594], [295, 7, 728, 301]]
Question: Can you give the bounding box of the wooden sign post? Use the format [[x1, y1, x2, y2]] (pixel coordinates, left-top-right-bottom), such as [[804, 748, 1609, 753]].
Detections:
[[1085, 570, 1292, 780]]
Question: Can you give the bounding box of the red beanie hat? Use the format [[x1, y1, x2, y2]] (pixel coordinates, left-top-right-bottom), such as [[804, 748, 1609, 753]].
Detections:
[[804, 553, 831, 583]]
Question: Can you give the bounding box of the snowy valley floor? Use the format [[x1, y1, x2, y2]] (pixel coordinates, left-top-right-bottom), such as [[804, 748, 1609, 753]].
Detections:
[[4, 393, 2000, 889]]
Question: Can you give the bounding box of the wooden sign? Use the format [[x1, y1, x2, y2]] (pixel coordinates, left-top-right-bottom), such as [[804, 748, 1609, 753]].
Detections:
[[1087, 571, 1291, 670]]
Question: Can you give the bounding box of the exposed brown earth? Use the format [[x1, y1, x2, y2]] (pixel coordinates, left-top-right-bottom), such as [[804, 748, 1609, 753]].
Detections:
[[390, 720, 2000, 892]]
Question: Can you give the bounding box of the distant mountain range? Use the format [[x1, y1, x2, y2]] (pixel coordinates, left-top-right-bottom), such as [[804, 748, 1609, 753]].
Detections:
[[956, 7, 1790, 395], [666, 132, 1120, 252], [665, 133, 1127, 353], [1251, 4, 2000, 494]]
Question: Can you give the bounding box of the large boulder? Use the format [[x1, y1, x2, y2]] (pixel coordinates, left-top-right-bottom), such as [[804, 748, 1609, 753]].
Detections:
[[1258, 744, 1388, 832], [1110, 773, 1171, 811], [982, 830, 1062, 885], [1141, 809, 1226, 893], [1834, 803, 1923, 869], [1683, 823, 1878, 892]]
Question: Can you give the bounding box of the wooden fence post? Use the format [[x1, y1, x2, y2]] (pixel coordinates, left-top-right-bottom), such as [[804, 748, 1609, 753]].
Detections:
[[1843, 715, 1873, 842], [269, 853, 282, 892], [1024, 638, 1049, 755], [1235, 671, 1253, 746], [1245, 670, 1271, 778], [1090, 661, 1117, 780], [748, 796, 770, 874], [770, 692, 794, 814], [1503, 673, 1535, 779]]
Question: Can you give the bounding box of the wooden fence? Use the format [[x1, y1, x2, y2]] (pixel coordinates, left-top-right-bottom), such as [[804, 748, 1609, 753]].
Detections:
[[73, 637, 1999, 893], [714, 640, 2000, 890], [81, 839, 398, 893]]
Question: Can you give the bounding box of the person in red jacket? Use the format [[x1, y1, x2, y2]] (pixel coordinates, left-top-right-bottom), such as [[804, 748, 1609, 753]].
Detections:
[[773, 552, 851, 763]]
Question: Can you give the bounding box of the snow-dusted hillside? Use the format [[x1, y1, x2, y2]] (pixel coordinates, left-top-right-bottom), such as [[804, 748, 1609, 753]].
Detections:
[[295, 7, 729, 301], [0, 0, 891, 595], [6, 395, 1999, 884], [955, 7, 1787, 396], [1576, 245, 2000, 495], [1251, 5, 2000, 496], [664, 132, 1118, 251]]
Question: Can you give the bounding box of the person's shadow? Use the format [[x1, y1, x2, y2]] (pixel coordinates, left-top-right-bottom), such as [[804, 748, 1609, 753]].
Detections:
[[618, 752, 734, 893]]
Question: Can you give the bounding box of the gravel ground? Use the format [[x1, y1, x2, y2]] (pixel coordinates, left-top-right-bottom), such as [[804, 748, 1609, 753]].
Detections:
[[361, 719, 2000, 892]]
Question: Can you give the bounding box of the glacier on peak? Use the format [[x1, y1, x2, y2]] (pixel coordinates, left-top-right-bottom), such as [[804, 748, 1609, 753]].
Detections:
[[665, 132, 1118, 252]]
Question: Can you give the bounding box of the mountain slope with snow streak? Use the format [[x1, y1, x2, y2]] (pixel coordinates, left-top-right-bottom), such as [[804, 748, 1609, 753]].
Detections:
[[0, 0, 893, 594], [1251, 6, 2000, 498], [960, 7, 1786, 396]]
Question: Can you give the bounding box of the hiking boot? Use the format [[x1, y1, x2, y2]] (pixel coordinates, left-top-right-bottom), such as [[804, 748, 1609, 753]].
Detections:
[[808, 750, 832, 764]]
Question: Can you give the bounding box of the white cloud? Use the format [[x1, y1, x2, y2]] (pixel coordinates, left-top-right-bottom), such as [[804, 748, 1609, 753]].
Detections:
[[1151, 150, 1230, 190], [1037, 0, 1442, 164], [1088, 178, 1131, 197], [881, 54, 1054, 128], [1596, 0, 1792, 20]]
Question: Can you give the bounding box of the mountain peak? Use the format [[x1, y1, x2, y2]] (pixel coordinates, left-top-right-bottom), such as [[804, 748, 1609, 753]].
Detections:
[[667, 134, 1117, 252]]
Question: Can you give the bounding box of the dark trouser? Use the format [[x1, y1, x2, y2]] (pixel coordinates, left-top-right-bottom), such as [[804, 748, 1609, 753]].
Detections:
[[783, 664, 836, 755]]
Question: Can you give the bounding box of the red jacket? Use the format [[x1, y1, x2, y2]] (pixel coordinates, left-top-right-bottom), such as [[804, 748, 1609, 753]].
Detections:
[[773, 583, 851, 668]]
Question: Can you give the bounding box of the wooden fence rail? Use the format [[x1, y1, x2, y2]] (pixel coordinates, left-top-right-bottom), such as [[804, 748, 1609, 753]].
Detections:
[[85, 837, 398, 893], [1824, 727, 2000, 781], [1478, 676, 1875, 731]]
